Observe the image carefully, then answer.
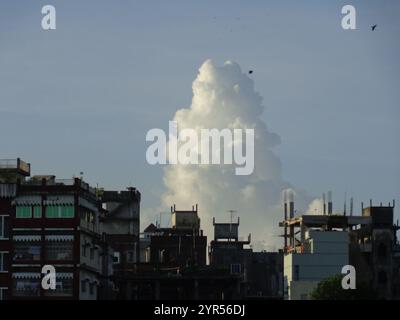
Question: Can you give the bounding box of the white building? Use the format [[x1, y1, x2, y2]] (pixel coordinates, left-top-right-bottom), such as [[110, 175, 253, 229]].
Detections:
[[284, 230, 349, 300]]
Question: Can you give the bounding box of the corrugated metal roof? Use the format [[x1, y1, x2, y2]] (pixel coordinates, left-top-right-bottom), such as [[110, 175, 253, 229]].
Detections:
[[45, 235, 74, 241], [57, 273, 73, 279], [12, 273, 41, 279]]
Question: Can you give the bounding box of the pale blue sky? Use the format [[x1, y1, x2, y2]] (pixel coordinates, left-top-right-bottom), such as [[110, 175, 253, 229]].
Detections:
[[1, 1, 399, 224]]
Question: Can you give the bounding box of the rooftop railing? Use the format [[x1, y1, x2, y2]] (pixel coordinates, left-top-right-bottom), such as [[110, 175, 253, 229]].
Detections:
[[22, 177, 97, 195], [0, 159, 18, 168], [54, 179, 75, 186], [0, 158, 30, 173]]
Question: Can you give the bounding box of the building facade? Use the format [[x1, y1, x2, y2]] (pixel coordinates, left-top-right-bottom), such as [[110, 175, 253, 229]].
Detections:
[[210, 217, 283, 299], [280, 190, 400, 300], [0, 158, 141, 300], [283, 230, 349, 300], [100, 189, 141, 299]]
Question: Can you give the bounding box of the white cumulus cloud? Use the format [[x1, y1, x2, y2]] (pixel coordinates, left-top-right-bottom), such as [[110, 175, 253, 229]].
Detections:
[[157, 59, 311, 250]]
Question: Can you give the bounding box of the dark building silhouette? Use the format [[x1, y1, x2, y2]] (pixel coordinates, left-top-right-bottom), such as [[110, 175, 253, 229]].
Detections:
[[210, 217, 283, 299], [350, 204, 400, 299], [148, 205, 207, 268], [99, 188, 141, 300], [125, 206, 241, 300]]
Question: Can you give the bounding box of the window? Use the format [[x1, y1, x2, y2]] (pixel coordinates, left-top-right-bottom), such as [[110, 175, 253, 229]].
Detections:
[[46, 240, 73, 261], [16, 206, 42, 219], [44, 275, 73, 297], [62, 206, 75, 218], [0, 216, 10, 239], [294, 265, 300, 281], [45, 206, 75, 218], [0, 252, 9, 272], [230, 263, 241, 275], [0, 288, 7, 300], [33, 206, 42, 218], [159, 249, 165, 264], [127, 251, 134, 263], [82, 245, 87, 257], [81, 212, 96, 231], [16, 206, 32, 218], [81, 280, 87, 293], [113, 252, 120, 264], [13, 243, 41, 261], [89, 283, 94, 295], [378, 243, 387, 259], [90, 248, 94, 260], [12, 276, 40, 297]]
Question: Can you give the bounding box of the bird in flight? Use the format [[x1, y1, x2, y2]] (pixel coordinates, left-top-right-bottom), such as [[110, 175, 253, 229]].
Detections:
[[371, 24, 377, 31]]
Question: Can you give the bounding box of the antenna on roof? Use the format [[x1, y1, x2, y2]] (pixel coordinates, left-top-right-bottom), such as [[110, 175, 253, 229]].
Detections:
[[227, 209, 237, 241]]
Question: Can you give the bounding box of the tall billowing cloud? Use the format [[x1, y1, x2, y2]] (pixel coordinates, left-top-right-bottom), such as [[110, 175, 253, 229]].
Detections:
[[161, 60, 309, 250]]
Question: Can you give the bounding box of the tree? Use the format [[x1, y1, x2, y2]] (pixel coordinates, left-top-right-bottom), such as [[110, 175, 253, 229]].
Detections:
[[310, 274, 378, 300]]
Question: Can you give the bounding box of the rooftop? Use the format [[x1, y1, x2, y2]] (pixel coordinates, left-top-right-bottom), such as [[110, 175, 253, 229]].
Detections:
[[0, 158, 31, 176], [279, 214, 372, 228]]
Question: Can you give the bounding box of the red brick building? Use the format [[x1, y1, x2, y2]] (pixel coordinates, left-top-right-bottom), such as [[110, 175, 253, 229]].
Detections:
[[0, 158, 140, 300]]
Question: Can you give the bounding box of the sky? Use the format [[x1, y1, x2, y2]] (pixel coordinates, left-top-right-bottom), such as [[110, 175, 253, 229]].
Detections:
[[1, 1, 399, 237]]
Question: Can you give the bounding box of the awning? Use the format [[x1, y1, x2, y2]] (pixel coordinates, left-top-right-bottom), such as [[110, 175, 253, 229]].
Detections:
[[13, 235, 42, 242], [0, 184, 16, 198], [57, 273, 73, 279], [13, 200, 42, 206], [43, 200, 74, 206], [45, 235, 74, 242], [13, 196, 42, 206], [12, 273, 41, 279], [43, 195, 74, 206]]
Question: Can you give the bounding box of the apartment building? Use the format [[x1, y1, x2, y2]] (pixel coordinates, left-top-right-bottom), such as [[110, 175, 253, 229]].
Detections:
[[100, 188, 141, 299], [0, 159, 29, 300], [209, 217, 283, 299], [280, 190, 400, 300], [0, 158, 141, 300]]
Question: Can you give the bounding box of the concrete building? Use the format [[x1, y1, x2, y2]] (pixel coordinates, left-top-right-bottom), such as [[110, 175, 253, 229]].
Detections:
[[280, 190, 400, 300], [118, 264, 242, 300], [0, 159, 27, 300], [209, 217, 251, 274], [245, 251, 283, 299], [0, 158, 141, 300], [99, 188, 141, 299], [350, 204, 400, 299], [122, 206, 242, 300], [210, 217, 283, 299], [148, 205, 207, 268], [139, 223, 158, 264], [283, 230, 348, 300]]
